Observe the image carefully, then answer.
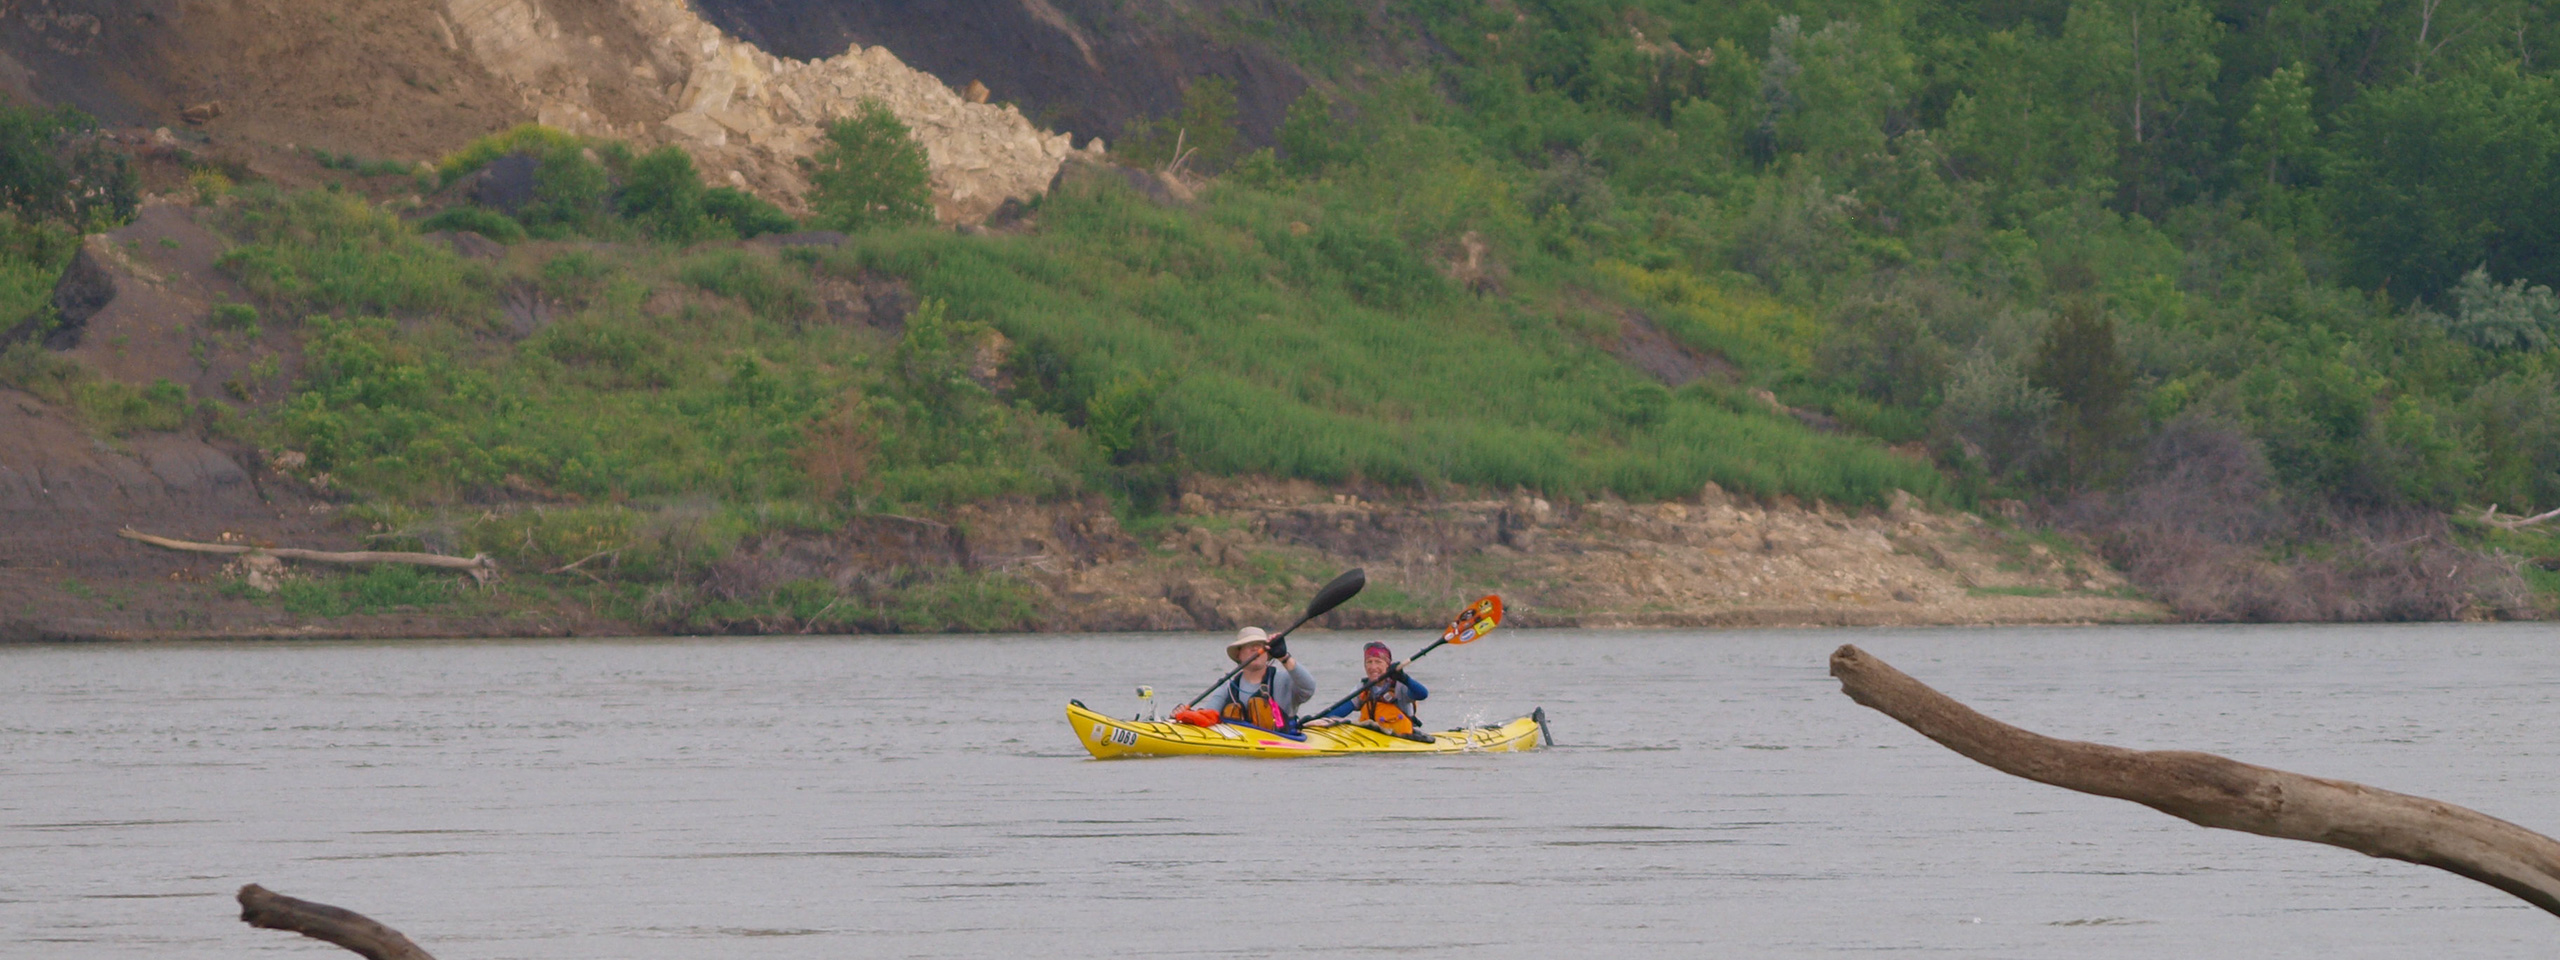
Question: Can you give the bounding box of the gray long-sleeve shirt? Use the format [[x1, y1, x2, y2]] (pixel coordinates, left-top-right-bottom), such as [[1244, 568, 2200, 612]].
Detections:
[[1195, 662, 1316, 726]]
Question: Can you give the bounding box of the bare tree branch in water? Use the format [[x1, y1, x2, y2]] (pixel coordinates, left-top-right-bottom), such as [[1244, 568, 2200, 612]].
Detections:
[[237, 884, 436, 960], [1828, 644, 2560, 918]]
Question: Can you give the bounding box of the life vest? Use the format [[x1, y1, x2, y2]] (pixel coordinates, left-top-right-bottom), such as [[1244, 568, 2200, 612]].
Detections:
[[1356, 681, 1416, 735], [1222, 670, 1289, 731]]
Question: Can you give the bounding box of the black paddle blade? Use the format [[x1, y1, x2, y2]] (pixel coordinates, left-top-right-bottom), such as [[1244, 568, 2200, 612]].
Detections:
[[1302, 568, 1366, 620]]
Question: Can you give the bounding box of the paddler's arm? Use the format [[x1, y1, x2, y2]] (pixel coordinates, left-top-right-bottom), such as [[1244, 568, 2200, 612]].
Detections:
[[1190, 683, 1235, 714], [1281, 660, 1316, 710], [1394, 671, 1427, 701]]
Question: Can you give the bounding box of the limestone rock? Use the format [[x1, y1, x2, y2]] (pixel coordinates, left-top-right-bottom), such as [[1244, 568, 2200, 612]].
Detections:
[[440, 0, 1102, 223], [10, 242, 115, 348]]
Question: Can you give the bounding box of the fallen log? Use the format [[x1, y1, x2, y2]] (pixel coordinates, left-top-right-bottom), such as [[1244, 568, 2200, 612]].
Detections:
[[119, 528, 497, 585], [237, 884, 436, 960], [1828, 643, 2560, 918], [2482, 503, 2560, 529]]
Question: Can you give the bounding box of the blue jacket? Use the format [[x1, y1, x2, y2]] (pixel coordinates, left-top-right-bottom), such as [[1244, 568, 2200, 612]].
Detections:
[[1319, 674, 1427, 719]]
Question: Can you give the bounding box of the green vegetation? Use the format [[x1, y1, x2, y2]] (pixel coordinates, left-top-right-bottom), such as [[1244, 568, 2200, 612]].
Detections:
[[1119, 76, 1245, 173], [20, 0, 2560, 624], [804, 102, 935, 231], [0, 103, 132, 343], [275, 565, 461, 616], [427, 125, 794, 243]]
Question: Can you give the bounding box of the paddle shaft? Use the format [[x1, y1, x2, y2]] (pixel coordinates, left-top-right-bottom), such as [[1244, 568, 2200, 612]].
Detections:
[[1183, 615, 1321, 709], [1299, 636, 1450, 724], [1183, 569, 1364, 709]]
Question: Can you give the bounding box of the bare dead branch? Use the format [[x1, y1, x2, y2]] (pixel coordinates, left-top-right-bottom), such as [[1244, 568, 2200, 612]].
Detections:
[[549, 548, 620, 582], [1828, 643, 2560, 917], [236, 884, 437, 960], [2484, 504, 2560, 530], [119, 528, 498, 584]]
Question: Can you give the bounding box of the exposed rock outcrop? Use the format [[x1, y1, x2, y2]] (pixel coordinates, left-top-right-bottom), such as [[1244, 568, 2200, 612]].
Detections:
[[441, 0, 1098, 222]]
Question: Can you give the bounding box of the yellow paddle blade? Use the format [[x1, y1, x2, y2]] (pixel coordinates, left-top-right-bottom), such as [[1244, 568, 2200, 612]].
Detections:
[[1440, 594, 1502, 644]]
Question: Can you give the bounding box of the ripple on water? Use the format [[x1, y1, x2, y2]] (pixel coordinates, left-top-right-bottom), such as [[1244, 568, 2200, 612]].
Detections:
[[4, 624, 2557, 959]]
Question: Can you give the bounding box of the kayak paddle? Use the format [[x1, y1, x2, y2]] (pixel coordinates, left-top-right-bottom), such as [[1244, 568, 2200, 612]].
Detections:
[[1301, 594, 1501, 725], [1181, 567, 1366, 710]]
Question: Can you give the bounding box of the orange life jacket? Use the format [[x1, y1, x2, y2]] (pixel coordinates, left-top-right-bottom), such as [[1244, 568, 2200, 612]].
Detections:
[[1221, 671, 1288, 730], [1356, 683, 1416, 735]]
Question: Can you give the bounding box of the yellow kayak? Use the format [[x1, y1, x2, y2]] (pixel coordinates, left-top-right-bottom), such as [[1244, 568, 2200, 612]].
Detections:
[[1067, 700, 1549, 759]]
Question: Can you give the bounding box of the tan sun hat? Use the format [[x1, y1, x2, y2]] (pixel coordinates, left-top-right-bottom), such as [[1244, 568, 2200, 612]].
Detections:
[[1225, 626, 1272, 663]]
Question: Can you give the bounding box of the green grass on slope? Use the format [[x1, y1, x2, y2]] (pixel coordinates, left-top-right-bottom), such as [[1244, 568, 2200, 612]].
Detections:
[[832, 174, 1941, 505]]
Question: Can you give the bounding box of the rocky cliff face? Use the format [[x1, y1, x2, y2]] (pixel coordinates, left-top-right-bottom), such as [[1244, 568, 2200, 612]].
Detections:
[[689, 0, 1314, 147], [440, 0, 1095, 221], [0, 0, 1094, 222]]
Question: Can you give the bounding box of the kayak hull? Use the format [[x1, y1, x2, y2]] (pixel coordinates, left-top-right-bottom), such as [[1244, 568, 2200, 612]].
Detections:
[[1068, 701, 1547, 759]]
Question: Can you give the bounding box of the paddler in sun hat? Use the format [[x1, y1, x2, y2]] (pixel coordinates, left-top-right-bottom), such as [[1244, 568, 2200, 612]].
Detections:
[[1307, 640, 1429, 736], [1175, 626, 1316, 732]]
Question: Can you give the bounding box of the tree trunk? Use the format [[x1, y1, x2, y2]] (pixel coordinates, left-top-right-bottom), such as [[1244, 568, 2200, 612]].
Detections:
[[119, 528, 497, 584], [236, 884, 437, 960], [1828, 643, 2560, 918]]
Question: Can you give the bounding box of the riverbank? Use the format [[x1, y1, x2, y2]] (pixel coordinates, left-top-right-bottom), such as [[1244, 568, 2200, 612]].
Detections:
[[1, 463, 2162, 641]]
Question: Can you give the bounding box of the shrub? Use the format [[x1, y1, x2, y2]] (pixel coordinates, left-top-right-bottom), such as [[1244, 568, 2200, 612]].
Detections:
[[1119, 76, 1244, 174], [74, 378, 193, 436], [1279, 90, 1358, 177], [617, 145, 716, 243], [617, 147, 800, 242], [415, 206, 526, 242], [804, 101, 933, 231], [2441, 266, 2558, 352], [209, 302, 259, 332], [679, 250, 814, 323], [436, 124, 589, 184], [0, 211, 74, 331], [518, 146, 613, 238], [703, 186, 796, 238], [0, 103, 136, 230]]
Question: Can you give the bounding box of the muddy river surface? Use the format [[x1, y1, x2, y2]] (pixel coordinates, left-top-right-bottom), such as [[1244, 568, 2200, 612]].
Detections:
[[5, 624, 2556, 957]]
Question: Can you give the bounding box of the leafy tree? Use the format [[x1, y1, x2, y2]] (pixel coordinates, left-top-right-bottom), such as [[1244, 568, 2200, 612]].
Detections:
[[1754, 17, 1911, 181], [804, 101, 935, 232], [1279, 90, 1357, 177], [2327, 63, 2560, 299], [1940, 29, 2119, 218], [2470, 370, 2560, 511], [517, 145, 614, 238], [0, 103, 135, 231], [2441, 265, 2559, 351], [2238, 63, 2317, 190], [618, 145, 713, 242], [1935, 348, 2056, 481], [2061, 0, 2223, 215], [2030, 284, 2136, 488]]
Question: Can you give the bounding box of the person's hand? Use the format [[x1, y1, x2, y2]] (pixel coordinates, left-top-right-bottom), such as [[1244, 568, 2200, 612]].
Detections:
[[1268, 635, 1290, 660], [1305, 717, 1341, 727]]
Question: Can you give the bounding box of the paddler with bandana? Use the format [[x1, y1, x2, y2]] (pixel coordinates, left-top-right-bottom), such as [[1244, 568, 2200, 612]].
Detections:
[[1306, 641, 1429, 737], [1177, 626, 1316, 733]]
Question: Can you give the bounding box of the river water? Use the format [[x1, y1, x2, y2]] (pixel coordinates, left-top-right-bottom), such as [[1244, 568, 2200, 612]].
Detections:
[[4, 624, 2555, 957]]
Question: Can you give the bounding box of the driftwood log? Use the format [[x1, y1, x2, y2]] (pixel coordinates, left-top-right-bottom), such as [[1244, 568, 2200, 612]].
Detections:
[[1829, 643, 2560, 918], [118, 528, 497, 585], [2481, 504, 2560, 529], [237, 884, 436, 960]]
